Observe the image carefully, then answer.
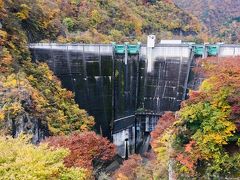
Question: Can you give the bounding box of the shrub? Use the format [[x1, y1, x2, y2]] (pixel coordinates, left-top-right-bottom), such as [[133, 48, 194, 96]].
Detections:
[[63, 17, 75, 31], [46, 132, 116, 169], [113, 155, 142, 180]]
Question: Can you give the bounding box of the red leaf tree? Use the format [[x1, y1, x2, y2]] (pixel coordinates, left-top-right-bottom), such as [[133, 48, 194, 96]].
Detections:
[[113, 154, 142, 180], [46, 132, 116, 169], [151, 112, 176, 148]]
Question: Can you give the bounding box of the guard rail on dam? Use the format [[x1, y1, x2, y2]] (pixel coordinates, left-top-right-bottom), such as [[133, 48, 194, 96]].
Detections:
[[218, 45, 240, 57], [29, 43, 240, 157]]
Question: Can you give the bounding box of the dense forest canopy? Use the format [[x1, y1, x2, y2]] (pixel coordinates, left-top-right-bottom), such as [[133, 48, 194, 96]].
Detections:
[[1, 0, 203, 44], [173, 0, 240, 43], [1, 0, 96, 139]]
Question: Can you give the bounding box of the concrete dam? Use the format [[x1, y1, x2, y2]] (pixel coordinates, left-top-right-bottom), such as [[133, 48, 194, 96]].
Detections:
[[29, 43, 240, 157]]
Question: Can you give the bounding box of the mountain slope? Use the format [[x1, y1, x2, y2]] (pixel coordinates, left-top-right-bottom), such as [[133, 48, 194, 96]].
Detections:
[[2, 0, 202, 44], [0, 0, 95, 141], [57, 0, 202, 43], [173, 0, 240, 42]]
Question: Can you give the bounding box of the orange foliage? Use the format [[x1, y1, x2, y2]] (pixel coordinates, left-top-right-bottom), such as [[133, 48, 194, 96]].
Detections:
[[113, 155, 142, 180], [65, 90, 74, 99], [0, 49, 13, 73], [185, 140, 195, 153], [198, 57, 240, 89], [176, 140, 199, 175], [151, 112, 176, 148], [181, 90, 208, 107], [46, 132, 116, 169], [176, 153, 195, 172], [197, 56, 240, 129]]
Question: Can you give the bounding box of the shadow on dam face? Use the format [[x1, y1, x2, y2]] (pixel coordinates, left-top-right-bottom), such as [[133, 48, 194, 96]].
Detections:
[[30, 44, 192, 157]]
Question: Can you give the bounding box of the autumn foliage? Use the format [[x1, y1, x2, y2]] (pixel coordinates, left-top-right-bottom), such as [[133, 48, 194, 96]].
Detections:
[[0, 0, 95, 139], [150, 57, 240, 178], [113, 155, 142, 180], [0, 135, 89, 180], [0, 63, 94, 138], [174, 57, 240, 177], [1, 0, 201, 44], [46, 132, 116, 169], [175, 140, 200, 175], [174, 0, 240, 43], [151, 112, 176, 148]]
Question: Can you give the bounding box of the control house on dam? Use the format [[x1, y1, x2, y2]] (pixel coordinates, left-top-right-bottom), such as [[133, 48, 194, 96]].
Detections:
[[29, 38, 240, 157]]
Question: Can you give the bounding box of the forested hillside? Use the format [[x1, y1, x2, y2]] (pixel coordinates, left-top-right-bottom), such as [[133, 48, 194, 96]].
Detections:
[[1, 0, 202, 44], [173, 0, 240, 43], [53, 0, 201, 42]]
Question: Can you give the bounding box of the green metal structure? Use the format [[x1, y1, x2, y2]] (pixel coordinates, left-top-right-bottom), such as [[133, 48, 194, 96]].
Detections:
[[207, 45, 219, 56], [114, 44, 126, 54], [127, 44, 141, 55], [193, 45, 205, 56], [113, 43, 141, 55]]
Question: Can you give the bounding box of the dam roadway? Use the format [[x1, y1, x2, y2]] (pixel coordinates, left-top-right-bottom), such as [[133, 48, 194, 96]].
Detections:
[[29, 43, 240, 157]]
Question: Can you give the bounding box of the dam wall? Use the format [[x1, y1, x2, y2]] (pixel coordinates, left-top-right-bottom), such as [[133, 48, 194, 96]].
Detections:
[[31, 43, 240, 156], [219, 45, 240, 57], [29, 43, 193, 157], [30, 44, 114, 138]]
